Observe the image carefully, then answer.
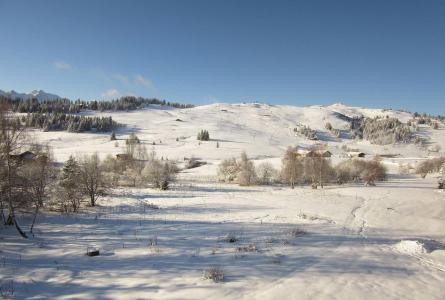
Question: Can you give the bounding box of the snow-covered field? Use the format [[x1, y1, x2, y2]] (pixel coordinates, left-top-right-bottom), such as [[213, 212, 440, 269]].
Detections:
[[1, 103, 445, 299]]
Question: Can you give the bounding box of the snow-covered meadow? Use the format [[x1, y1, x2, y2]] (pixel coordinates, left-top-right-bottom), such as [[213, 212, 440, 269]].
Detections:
[[1, 103, 445, 299]]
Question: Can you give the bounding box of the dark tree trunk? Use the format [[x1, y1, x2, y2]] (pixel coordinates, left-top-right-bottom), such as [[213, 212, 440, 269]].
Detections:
[[6, 214, 13, 225], [8, 212, 27, 238], [29, 204, 39, 234]]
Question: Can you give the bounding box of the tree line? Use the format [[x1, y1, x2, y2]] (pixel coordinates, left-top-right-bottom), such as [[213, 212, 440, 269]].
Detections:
[[218, 147, 387, 188], [349, 116, 413, 145], [2, 95, 194, 114], [19, 112, 122, 132]]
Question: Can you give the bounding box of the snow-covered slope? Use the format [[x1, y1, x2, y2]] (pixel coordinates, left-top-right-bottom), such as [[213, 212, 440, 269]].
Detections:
[[32, 102, 435, 164], [327, 102, 413, 123], [0, 89, 61, 101], [3, 102, 445, 300]]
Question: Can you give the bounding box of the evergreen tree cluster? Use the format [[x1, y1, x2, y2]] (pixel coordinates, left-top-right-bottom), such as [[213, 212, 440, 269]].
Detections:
[[410, 114, 443, 129], [19, 113, 123, 132], [197, 129, 210, 141], [350, 117, 412, 145], [294, 125, 318, 140], [2, 95, 194, 114], [413, 112, 445, 124]]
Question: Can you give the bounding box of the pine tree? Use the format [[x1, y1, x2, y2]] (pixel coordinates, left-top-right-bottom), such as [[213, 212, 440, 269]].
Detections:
[[59, 156, 82, 212], [197, 129, 210, 141], [60, 156, 79, 184], [325, 122, 332, 131]]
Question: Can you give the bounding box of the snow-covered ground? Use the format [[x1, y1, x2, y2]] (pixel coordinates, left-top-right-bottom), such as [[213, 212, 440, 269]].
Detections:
[[1, 103, 445, 299], [32, 102, 430, 163]]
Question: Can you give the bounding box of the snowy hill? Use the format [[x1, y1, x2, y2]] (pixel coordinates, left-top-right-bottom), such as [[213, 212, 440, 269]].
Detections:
[[4, 101, 445, 300], [326, 102, 413, 122], [0, 89, 61, 101], [30, 102, 442, 165]]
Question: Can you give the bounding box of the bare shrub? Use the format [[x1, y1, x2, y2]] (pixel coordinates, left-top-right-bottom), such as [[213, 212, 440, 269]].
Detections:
[[203, 267, 224, 282], [287, 228, 306, 238], [335, 159, 387, 185], [236, 243, 258, 253], [142, 157, 177, 190], [217, 152, 256, 186], [217, 158, 240, 183], [256, 162, 278, 185], [360, 160, 387, 186], [219, 233, 238, 243], [186, 157, 206, 169], [416, 157, 445, 178], [145, 203, 160, 210]]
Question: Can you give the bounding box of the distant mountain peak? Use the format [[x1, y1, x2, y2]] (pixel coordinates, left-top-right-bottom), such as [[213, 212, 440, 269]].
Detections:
[[0, 89, 61, 101]]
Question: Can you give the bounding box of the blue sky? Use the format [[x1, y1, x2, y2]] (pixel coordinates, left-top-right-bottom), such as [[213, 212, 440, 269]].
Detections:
[[0, 0, 444, 114]]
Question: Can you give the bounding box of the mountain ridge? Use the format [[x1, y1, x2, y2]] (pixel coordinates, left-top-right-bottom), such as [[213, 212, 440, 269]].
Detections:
[[0, 89, 61, 101]]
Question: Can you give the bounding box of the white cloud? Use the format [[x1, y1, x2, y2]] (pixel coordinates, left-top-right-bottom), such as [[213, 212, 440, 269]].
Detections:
[[101, 88, 120, 98], [112, 73, 129, 86], [53, 60, 72, 71], [134, 74, 153, 88]]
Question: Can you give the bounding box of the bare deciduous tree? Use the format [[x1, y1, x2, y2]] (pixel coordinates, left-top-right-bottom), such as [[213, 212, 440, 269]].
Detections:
[[281, 147, 302, 189], [20, 145, 56, 233], [0, 100, 28, 237], [237, 152, 256, 186], [142, 150, 177, 190], [80, 153, 105, 207]]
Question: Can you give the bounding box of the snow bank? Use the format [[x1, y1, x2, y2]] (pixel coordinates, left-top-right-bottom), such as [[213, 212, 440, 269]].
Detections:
[[395, 240, 428, 254]]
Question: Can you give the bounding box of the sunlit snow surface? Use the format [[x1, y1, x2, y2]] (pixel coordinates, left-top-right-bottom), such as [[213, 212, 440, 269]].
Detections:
[[1, 103, 444, 299]]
